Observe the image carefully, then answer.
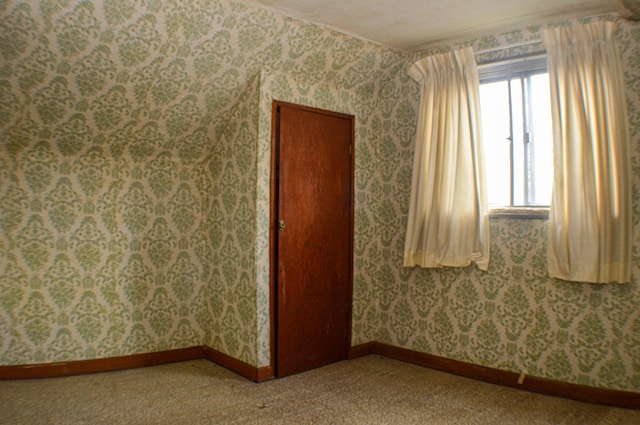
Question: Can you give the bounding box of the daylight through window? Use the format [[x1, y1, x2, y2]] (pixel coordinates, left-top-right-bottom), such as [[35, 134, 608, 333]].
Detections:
[[478, 57, 553, 208]]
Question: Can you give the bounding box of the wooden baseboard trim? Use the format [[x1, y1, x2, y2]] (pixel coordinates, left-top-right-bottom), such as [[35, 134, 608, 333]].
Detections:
[[0, 346, 268, 383], [0, 346, 274, 382], [3, 342, 637, 408], [257, 366, 275, 382], [203, 346, 268, 382], [372, 342, 640, 410], [0, 346, 205, 380], [348, 342, 375, 359]]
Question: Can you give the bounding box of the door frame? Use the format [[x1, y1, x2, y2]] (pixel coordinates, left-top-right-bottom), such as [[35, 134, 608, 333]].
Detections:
[[269, 100, 355, 377]]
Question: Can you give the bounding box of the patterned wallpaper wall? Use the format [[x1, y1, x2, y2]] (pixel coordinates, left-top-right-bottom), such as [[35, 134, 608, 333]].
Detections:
[[375, 15, 640, 392], [205, 74, 260, 365], [2, 0, 638, 394], [0, 0, 409, 367]]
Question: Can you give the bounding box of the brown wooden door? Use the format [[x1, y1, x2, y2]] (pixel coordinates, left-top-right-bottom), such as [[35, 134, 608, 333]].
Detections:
[[273, 102, 354, 378]]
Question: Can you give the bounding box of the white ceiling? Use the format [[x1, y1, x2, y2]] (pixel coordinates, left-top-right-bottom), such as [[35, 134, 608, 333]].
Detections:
[[237, 0, 626, 51]]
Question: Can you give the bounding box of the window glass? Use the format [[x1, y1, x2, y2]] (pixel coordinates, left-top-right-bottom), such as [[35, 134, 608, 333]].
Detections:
[[528, 73, 553, 206], [510, 77, 525, 205], [479, 81, 510, 206], [478, 58, 553, 209]]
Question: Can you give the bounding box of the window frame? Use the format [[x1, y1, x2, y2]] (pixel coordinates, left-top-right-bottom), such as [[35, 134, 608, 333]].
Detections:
[[477, 55, 551, 218]]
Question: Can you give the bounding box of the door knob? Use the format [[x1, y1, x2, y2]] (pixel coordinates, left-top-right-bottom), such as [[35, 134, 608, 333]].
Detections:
[[279, 220, 286, 231]]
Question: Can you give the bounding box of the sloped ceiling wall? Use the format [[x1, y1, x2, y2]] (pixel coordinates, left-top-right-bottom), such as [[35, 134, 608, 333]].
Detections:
[[0, 0, 403, 141], [0, 0, 410, 365]]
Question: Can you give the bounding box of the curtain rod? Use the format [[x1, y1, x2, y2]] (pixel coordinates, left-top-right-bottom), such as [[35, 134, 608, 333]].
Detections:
[[474, 39, 544, 55]]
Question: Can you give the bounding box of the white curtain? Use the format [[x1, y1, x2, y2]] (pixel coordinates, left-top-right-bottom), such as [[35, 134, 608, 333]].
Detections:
[[543, 22, 632, 283], [403, 47, 489, 270]]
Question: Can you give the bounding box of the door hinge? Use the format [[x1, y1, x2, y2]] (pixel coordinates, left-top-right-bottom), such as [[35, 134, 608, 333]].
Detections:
[[349, 144, 352, 155]]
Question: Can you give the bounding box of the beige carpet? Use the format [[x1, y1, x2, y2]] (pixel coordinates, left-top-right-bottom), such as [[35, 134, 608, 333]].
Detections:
[[1, 355, 638, 424]]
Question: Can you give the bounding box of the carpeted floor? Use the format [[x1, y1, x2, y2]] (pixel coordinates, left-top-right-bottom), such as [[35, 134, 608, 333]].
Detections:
[[1, 355, 638, 424]]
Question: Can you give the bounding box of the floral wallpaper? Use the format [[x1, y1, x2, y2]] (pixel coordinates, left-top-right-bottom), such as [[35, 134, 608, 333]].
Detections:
[[1, 0, 639, 394], [375, 15, 640, 392], [0, 0, 407, 368], [204, 73, 260, 365]]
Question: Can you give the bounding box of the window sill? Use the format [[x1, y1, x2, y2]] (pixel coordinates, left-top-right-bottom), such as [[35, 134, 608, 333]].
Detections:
[[489, 207, 549, 219]]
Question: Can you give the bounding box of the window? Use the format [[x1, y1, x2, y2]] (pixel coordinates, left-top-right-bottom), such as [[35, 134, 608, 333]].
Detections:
[[478, 57, 553, 211]]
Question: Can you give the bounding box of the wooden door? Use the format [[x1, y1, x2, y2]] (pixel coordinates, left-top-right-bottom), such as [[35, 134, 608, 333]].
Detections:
[[272, 101, 354, 378]]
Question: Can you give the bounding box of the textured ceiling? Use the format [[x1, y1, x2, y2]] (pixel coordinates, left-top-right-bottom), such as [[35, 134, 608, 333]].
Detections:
[[237, 0, 626, 51]]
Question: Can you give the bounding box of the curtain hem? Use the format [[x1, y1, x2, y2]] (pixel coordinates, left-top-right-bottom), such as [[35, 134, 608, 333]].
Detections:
[[404, 251, 489, 271], [547, 262, 631, 284]]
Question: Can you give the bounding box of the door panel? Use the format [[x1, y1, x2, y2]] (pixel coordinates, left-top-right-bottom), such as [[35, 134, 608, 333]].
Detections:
[[274, 102, 353, 378]]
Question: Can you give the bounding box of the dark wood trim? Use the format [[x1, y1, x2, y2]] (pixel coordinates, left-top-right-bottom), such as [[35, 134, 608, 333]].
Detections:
[[0, 346, 268, 383], [348, 342, 375, 359], [269, 101, 279, 377], [346, 110, 356, 362], [372, 342, 640, 410], [2, 342, 636, 409], [0, 346, 205, 380], [203, 346, 264, 382], [257, 366, 275, 382]]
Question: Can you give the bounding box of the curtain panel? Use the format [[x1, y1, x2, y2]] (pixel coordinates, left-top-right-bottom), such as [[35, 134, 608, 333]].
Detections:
[[543, 22, 632, 283], [403, 47, 490, 270]]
